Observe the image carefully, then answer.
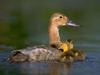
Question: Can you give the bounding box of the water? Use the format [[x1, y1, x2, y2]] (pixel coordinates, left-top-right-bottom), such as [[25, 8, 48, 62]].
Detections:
[[0, 51, 100, 75]]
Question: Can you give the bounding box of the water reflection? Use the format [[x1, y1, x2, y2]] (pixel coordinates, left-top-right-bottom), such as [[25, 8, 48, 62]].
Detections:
[[20, 62, 71, 75]]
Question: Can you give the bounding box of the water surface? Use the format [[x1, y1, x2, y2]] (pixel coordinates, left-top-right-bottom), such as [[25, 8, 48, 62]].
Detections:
[[0, 51, 100, 75]]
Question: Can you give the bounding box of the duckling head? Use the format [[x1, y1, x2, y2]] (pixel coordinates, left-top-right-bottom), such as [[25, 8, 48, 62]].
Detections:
[[58, 39, 74, 52], [50, 12, 79, 27]]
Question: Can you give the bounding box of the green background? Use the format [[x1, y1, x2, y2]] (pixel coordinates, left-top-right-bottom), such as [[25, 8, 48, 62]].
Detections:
[[0, 0, 100, 51]]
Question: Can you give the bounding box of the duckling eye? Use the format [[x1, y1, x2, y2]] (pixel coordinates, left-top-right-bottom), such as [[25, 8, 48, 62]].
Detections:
[[59, 49, 64, 52], [59, 16, 63, 18]]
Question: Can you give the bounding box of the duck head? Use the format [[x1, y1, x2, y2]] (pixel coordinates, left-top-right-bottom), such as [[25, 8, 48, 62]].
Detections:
[[50, 12, 79, 27]]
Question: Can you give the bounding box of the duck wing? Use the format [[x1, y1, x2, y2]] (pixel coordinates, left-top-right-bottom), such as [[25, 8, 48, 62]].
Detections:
[[8, 45, 62, 62]]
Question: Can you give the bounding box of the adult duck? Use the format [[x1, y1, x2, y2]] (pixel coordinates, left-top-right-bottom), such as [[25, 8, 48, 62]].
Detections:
[[8, 12, 79, 63]]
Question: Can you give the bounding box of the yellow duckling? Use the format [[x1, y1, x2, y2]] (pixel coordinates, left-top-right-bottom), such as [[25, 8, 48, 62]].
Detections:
[[56, 39, 74, 63], [58, 39, 86, 62], [58, 39, 73, 52]]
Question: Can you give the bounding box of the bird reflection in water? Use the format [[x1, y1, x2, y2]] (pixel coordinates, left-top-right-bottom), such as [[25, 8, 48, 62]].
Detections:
[[20, 62, 71, 75]]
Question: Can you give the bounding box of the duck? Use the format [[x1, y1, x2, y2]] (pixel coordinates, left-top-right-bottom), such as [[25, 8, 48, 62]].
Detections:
[[8, 12, 79, 63]]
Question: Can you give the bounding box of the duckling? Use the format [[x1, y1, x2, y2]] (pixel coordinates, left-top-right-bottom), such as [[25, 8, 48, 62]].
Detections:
[[58, 39, 74, 63], [58, 39, 86, 61], [8, 12, 79, 63], [71, 48, 86, 61], [58, 39, 73, 52]]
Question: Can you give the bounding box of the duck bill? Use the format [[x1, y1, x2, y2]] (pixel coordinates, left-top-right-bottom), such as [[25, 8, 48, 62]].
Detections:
[[67, 21, 79, 27]]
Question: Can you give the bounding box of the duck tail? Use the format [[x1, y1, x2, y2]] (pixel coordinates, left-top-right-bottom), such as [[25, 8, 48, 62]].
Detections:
[[8, 51, 29, 63]]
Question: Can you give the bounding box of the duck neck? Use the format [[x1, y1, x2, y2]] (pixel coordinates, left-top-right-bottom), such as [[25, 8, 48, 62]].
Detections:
[[49, 24, 61, 45]]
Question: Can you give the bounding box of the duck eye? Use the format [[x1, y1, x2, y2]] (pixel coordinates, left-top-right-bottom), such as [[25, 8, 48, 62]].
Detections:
[[59, 16, 63, 18]]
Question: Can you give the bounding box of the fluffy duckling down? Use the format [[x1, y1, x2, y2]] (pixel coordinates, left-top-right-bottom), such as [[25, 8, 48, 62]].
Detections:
[[58, 39, 73, 52], [57, 39, 86, 61]]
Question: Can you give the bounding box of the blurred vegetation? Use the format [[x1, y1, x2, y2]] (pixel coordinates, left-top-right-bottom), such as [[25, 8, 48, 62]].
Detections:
[[0, 0, 100, 50]]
